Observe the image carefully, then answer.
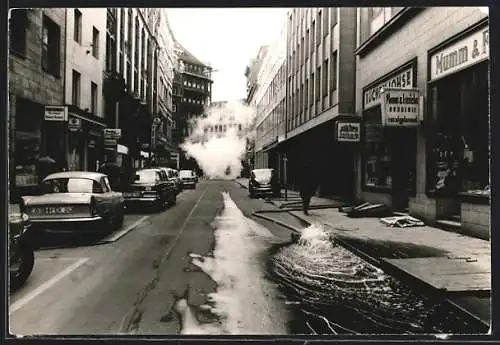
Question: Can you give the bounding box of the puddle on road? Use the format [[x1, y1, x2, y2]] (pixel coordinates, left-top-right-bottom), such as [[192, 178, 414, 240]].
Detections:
[[269, 223, 487, 334], [176, 192, 288, 335]]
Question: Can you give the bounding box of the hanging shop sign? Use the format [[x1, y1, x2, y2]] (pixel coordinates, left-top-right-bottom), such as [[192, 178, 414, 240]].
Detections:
[[380, 88, 420, 127], [68, 118, 82, 132], [430, 25, 489, 82], [335, 122, 361, 142], [103, 139, 117, 148], [103, 128, 122, 140], [363, 66, 414, 110], [44, 105, 68, 122], [103, 129, 121, 149]]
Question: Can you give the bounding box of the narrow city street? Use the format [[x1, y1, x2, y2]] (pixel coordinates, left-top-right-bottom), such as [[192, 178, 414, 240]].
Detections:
[[8, 6, 491, 338], [9, 180, 302, 335]]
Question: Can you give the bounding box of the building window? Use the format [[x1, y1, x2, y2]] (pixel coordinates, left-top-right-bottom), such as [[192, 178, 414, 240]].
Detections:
[[316, 10, 322, 45], [72, 70, 81, 107], [427, 61, 489, 197], [134, 16, 140, 71], [105, 11, 116, 72], [127, 9, 133, 56], [91, 82, 98, 114], [330, 50, 338, 103], [315, 66, 321, 102], [74, 9, 82, 43], [92, 27, 99, 58], [310, 20, 316, 54], [322, 59, 329, 97], [322, 8, 329, 37], [9, 9, 27, 57], [42, 14, 61, 77]]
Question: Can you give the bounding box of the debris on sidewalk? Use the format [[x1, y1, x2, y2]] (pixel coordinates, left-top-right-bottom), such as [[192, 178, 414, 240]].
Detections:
[[345, 203, 392, 218], [380, 215, 425, 228]]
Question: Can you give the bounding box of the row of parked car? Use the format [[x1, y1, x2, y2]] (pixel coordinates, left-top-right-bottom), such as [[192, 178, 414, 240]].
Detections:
[[9, 167, 199, 291]]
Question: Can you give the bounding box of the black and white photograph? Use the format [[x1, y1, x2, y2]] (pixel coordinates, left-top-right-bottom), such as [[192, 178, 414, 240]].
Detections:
[[7, 6, 491, 336]]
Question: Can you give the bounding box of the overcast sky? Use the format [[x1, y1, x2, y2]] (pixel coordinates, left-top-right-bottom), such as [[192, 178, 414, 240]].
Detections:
[[167, 8, 288, 102]]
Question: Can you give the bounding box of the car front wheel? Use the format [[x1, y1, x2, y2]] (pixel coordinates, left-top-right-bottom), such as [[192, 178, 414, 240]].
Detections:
[[9, 244, 34, 292]]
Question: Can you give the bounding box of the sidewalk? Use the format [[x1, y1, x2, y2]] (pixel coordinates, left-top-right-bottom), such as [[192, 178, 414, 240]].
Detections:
[[235, 178, 491, 326]]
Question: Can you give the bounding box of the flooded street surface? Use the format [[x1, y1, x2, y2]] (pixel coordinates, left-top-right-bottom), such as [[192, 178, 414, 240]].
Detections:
[[269, 224, 486, 334], [176, 192, 289, 334]]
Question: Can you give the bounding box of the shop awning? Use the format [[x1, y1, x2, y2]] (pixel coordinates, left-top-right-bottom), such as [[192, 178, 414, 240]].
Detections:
[[117, 144, 129, 155]]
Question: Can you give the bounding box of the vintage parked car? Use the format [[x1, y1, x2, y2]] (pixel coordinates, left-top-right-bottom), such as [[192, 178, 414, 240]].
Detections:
[[9, 210, 35, 291], [20, 171, 125, 234], [248, 168, 281, 199], [123, 168, 177, 210], [159, 167, 182, 195], [179, 170, 197, 189]]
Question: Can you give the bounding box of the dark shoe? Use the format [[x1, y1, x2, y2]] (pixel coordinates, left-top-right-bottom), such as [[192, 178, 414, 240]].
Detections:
[[304, 210, 310, 216]]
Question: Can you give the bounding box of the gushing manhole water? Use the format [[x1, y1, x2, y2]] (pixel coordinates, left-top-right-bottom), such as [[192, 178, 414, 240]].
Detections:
[[269, 224, 486, 334]]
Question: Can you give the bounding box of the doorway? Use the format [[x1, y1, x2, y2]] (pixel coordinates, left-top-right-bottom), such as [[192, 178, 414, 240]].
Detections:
[[389, 127, 417, 211]]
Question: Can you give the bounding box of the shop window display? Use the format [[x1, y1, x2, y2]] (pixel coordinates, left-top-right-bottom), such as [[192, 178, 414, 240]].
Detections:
[[362, 108, 417, 194], [14, 99, 43, 187], [363, 110, 392, 189], [427, 62, 489, 198]]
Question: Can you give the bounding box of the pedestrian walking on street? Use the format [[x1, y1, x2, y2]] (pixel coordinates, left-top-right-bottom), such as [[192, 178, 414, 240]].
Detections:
[[298, 155, 319, 216]]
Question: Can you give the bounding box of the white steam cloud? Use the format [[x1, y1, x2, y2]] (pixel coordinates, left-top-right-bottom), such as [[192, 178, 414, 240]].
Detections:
[[180, 100, 256, 180]]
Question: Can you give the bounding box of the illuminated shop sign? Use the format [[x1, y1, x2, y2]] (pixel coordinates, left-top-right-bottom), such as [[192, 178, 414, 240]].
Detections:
[[363, 66, 414, 110], [380, 88, 420, 127], [430, 26, 489, 82]]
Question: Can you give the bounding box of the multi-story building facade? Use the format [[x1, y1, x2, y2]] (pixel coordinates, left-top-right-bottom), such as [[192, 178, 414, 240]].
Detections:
[[355, 7, 490, 238], [8, 8, 67, 201], [245, 46, 269, 107], [65, 8, 107, 172], [282, 7, 358, 198], [253, 22, 287, 181], [171, 41, 213, 171], [153, 9, 176, 166], [102, 8, 164, 171], [244, 45, 269, 173]]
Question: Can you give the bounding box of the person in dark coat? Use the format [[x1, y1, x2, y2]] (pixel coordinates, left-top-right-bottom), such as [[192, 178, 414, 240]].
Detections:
[[98, 152, 121, 190], [298, 156, 319, 216]]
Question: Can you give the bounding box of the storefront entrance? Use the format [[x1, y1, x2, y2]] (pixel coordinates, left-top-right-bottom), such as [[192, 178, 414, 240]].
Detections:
[[362, 109, 417, 210]]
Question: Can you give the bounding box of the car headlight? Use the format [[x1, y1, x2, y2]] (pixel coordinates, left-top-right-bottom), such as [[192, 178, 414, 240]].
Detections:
[[145, 187, 152, 191]]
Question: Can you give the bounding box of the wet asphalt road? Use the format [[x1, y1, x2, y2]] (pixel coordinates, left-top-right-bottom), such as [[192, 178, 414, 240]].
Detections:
[[9, 180, 304, 336]]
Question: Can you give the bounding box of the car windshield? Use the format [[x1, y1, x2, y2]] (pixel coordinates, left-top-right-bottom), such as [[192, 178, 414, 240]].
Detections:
[[134, 171, 158, 183], [179, 170, 193, 178], [42, 178, 95, 193], [253, 169, 273, 180]]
